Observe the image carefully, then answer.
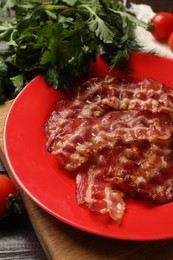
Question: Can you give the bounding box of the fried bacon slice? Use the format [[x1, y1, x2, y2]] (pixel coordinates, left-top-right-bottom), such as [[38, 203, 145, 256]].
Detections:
[[76, 151, 126, 222], [48, 111, 173, 171], [45, 76, 173, 139], [76, 173, 126, 222], [99, 139, 173, 204], [45, 75, 173, 222]]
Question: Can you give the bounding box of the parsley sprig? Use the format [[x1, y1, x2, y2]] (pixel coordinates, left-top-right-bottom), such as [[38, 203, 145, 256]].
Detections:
[[0, 0, 150, 103]]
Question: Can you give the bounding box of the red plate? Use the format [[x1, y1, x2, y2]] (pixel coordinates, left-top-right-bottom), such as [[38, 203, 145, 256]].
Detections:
[[3, 52, 173, 240]]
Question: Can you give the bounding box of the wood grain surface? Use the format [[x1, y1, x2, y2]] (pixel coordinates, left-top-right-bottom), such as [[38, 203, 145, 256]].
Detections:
[[1, 87, 173, 260]]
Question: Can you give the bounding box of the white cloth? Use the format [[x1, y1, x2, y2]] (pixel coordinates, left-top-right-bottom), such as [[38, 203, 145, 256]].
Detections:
[[127, 3, 173, 58]]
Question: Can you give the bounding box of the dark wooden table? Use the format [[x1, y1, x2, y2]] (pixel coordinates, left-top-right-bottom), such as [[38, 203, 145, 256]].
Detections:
[[127, 0, 173, 12], [0, 1, 173, 260], [0, 160, 47, 260], [0, 209, 47, 259]]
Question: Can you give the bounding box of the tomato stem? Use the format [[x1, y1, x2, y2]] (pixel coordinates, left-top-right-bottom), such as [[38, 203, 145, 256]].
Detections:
[[148, 22, 154, 32], [7, 194, 22, 215]]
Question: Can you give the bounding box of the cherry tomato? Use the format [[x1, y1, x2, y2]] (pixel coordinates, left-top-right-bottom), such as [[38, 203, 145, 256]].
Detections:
[[0, 175, 18, 217], [168, 31, 173, 51], [151, 12, 173, 42]]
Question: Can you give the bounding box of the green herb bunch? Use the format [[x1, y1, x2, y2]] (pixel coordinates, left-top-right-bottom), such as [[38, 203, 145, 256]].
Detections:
[[0, 0, 150, 103]]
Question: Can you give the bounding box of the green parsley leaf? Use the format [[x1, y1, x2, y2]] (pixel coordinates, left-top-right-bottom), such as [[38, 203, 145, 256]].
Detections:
[[0, 0, 150, 103], [10, 74, 24, 92]]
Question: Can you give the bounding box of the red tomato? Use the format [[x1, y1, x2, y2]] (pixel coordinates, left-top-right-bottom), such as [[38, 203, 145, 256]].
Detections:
[[168, 31, 173, 51], [151, 12, 173, 42], [0, 175, 18, 217]]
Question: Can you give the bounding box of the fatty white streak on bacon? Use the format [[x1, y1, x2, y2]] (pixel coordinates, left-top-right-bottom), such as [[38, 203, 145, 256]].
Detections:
[[45, 76, 173, 222]]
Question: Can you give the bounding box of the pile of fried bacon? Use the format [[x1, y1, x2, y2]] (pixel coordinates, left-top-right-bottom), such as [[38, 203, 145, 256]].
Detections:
[[45, 76, 173, 223]]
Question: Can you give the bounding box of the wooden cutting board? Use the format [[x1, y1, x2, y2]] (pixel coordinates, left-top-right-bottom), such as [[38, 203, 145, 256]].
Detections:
[[2, 100, 173, 260]]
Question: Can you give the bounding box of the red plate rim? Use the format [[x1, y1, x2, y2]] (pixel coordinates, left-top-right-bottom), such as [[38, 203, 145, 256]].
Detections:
[[3, 52, 173, 241]]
